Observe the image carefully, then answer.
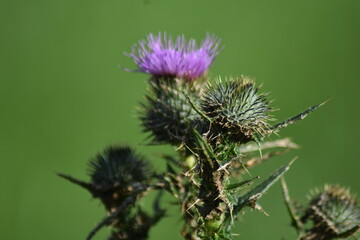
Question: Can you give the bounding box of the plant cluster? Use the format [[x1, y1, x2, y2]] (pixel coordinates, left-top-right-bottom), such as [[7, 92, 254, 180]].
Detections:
[[59, 33, 359, 240]]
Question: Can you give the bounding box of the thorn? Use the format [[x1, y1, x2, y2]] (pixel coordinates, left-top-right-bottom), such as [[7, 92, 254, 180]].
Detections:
[[248, 198, 270, 217], [238, 158, 252, 177], [183, 164, 197, 177], [217, 161, 232, 172], [186, 199, 201, 212], [117, 65, 144, 73], [256, 140, 263, 160], [254, 203, 270, 216], [56, 173, 98, 194], [280, 176, 305, 233], [289, 156, 298, 166], [176, 143, 185, 151]]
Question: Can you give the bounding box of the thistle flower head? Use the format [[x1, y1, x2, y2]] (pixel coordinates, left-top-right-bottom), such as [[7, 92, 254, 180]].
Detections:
[[126, 33, 221, 81], [201, 76, 272, 143], [89, 146, 151, 187], [302, 184, 360, 239]]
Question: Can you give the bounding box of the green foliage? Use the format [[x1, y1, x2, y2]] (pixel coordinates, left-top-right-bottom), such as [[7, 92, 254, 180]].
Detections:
[[59, 74, 332, 239], [228, 160, 295, 221], [57, 34, 359, 240]]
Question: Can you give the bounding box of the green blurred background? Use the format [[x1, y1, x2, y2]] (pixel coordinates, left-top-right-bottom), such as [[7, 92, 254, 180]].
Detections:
[[1, 0, 360, 239]]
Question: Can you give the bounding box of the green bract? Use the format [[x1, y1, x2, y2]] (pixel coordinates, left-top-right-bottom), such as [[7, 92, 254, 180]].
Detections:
[[201, 76, 272, 143], [58, 33, 355, 240], [301, 185, 360, 240], [141, 78, 203, 145]]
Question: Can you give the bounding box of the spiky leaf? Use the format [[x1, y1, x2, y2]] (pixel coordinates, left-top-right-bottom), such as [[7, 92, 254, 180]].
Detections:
[[270, 100, 327, 134], [227, 159, 294, 221]]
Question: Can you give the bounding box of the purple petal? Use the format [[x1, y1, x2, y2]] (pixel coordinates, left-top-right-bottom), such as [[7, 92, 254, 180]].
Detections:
[[125, 33, 222, 81]]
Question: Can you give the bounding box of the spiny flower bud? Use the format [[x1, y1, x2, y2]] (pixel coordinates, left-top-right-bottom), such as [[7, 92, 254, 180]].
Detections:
[[58, 146, 157, 240], [140, 78, 202, 145], [301, 184, 360, 240], [201, 76, 272, 144], [89, 146, 151, 188], [85, 146, 152, 214], [58, 146, 152, 203]]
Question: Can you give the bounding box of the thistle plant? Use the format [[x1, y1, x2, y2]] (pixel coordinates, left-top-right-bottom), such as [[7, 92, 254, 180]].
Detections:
[[59, 33, 359, 240]]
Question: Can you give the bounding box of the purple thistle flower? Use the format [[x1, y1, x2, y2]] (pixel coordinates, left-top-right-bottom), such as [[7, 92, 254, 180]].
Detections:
[[125, 33, 221, 81]]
